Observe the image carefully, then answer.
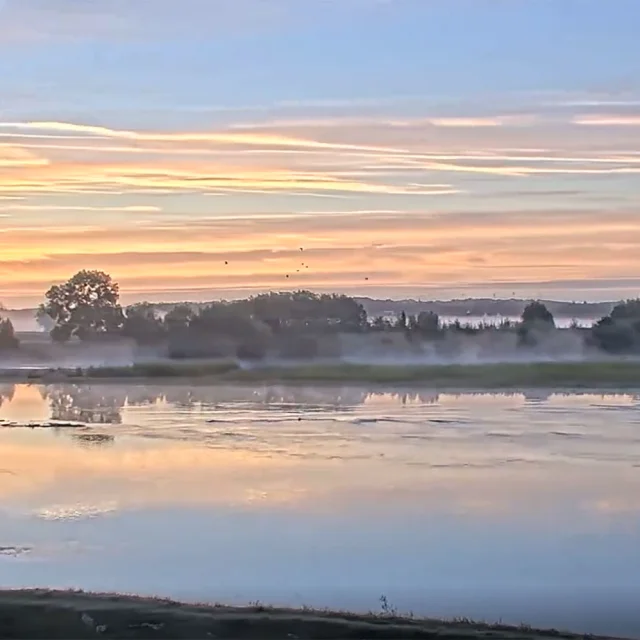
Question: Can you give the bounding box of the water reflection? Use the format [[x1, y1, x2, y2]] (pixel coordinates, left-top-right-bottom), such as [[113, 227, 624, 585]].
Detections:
[[4, 382, 640, 428], [1, 383, 640, 636], [0, 383, 637, 510], [46, 385, 125, 424], [0, 383, 15, 408]]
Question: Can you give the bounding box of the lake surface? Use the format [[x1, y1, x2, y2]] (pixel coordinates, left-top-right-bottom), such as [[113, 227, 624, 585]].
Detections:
[[1, 383, 639, 637]]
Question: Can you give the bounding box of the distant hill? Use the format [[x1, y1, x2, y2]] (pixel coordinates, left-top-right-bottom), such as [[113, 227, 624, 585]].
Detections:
[[2, 297, 617, 332], [354, 297, 615, 319]]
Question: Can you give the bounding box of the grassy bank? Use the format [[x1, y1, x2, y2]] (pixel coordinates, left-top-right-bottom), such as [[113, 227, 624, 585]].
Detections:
[[0, 590, 618, 639], [3, 359, 640, 389]]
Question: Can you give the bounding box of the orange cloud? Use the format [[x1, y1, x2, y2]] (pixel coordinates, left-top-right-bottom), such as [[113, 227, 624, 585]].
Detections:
[[1, 112, 639, 304], [0, 121, 404, 153], [0, 209, 639, 304], [0, 144, 49, 167]]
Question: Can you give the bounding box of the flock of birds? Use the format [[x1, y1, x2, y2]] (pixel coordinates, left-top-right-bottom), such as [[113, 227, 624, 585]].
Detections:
[[223, 247, 370, 282], [221, 249, 522, 296]]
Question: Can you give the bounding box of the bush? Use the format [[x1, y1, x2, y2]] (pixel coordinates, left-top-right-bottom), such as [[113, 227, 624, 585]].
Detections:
[[0, 318, 19, 350]]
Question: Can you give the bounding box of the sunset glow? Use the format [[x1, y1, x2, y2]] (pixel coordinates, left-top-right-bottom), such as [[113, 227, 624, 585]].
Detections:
[[1, 0, 639, 305]]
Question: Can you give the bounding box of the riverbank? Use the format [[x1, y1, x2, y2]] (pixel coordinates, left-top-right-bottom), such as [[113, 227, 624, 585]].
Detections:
[[0, 590, 623, 639], [2, 359, 640, 389]]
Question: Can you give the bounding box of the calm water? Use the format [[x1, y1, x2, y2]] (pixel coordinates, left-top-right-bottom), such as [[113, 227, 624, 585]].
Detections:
[[1, 383, 639, 636]]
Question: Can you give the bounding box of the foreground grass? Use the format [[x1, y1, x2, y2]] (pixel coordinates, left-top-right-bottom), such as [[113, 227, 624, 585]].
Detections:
[[5, 359, 640, 389], [0, 590, 618, 639]]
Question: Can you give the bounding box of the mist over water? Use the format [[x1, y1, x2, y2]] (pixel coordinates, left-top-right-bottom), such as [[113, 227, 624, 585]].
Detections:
[[0, 315, 611, 370], [1, 383, 639, 637]]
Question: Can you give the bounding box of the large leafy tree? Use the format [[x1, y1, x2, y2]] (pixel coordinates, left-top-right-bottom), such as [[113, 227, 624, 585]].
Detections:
[[589, 299, 640, 354], [122, 302, 166, 345], [247, 291, 367, 333], [518, 300, 555, 347], [39, 270, 124, 342], [521, 301, 555, 327]]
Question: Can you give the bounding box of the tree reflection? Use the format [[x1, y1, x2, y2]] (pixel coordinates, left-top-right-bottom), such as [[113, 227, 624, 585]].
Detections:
[[522, 389, 553, 403], [38, 382, 454, 430], [46, 385, 126, 424], [379, 390, 440, 405], [0, 384, 15, 408], [158, 385, 370, 409], [124, 386, 165, 407]]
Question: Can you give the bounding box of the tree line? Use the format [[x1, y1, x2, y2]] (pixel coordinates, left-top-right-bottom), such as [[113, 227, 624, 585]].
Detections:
[[1, 269, 640, 357]]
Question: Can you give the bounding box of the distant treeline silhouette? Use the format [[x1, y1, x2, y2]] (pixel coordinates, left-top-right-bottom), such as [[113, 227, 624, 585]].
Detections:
[[0, 270, 639, 357]]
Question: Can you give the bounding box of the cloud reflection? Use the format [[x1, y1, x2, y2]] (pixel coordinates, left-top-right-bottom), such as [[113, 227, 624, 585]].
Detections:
[[0, 384, 638, 524]]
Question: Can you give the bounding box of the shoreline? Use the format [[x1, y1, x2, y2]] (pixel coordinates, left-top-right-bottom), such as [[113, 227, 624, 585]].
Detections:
[[0, 589, 623, 639], [1, 360, 640, 389]]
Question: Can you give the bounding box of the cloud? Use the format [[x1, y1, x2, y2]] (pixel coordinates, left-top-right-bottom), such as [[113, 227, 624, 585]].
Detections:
[[427, 117, 502, 128], [0, 204, 160, 213], [0, 0, 402, 43], [1, 105, 639, 304], [1, 207, 639, 305], [0, 144, 49, 167], [0, 120, 390, 150], [0, 161, 458, 197], [3, 115, 640, 201], [231, 114, 539, 132], [0, 0, 287, 42], [574, 115, 640, 126]]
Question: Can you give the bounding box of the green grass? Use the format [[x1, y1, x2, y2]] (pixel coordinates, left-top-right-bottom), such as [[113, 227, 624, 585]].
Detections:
[[0, 590, 613, 639], [227, 360, 640, 387], [85, 359, 240, 379], [8, 359, 640, 389]]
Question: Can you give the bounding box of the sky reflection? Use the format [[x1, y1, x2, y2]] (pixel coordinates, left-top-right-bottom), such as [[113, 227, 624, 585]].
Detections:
[[1, 383, 639, 635]]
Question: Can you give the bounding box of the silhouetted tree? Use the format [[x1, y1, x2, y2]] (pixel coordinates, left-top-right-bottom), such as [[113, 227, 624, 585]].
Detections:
[[40, 270, 123, 342], [521, 301, 555, 327], [371, 315, 391, 331], [122, 303, 165, 345], [518, 301, 555, 347], [590, 316, 637, 354], [610, 299, 640, 321], [247, 291, 367, 333], [164, 304, 195, 332], [409, 311, 440, 338], [0, 317, 19, 350], [589, 299, 640, 354]]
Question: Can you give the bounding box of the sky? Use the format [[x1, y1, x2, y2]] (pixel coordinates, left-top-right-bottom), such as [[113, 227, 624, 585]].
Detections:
[[1, 0, 640, 307]]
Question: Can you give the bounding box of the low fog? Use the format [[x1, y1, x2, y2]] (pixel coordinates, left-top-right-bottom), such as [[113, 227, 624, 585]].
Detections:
[[1, 280, 635, 371], [0, 319, 612, 371]]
